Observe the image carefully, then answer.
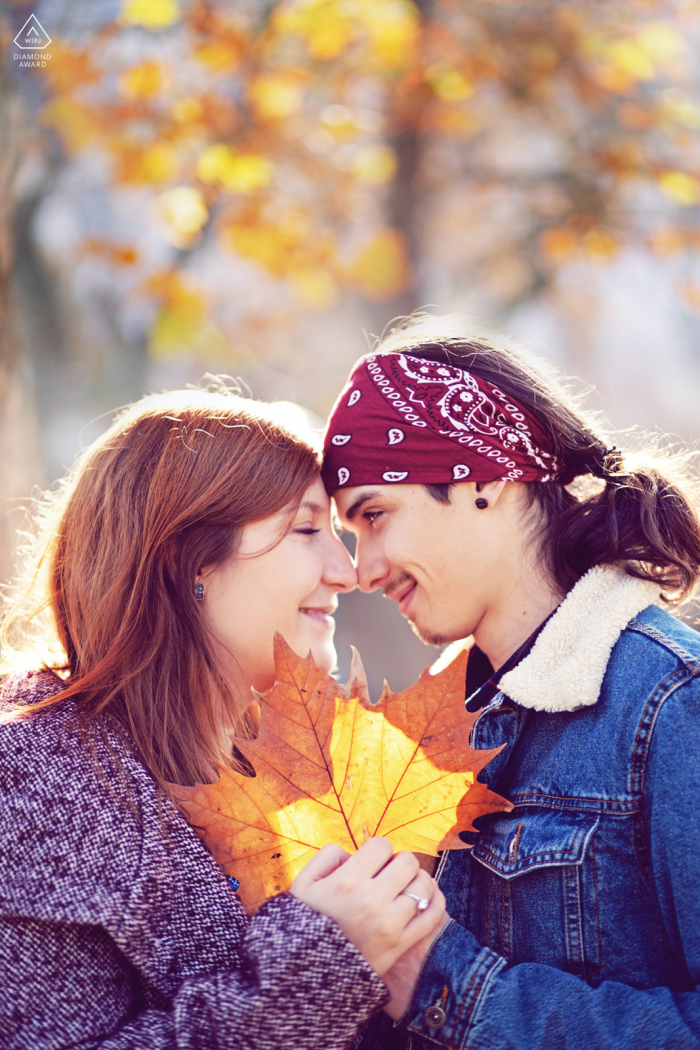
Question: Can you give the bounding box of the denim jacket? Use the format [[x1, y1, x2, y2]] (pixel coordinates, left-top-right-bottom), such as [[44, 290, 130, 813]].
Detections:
[[365, 564, 700, 1050]]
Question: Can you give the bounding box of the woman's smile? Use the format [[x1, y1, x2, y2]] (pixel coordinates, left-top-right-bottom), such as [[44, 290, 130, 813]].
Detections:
[[299, 604, 337, 626]]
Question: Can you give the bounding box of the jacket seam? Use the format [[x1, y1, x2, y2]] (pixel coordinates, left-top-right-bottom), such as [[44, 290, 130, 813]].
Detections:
[[626, 617, 700, 672], [459, 951, 505, 1047], [507, 792, 636, 813], [631, 667, 698, 881], [588, 831, 604, 981], [462, 955, 507, 1049]]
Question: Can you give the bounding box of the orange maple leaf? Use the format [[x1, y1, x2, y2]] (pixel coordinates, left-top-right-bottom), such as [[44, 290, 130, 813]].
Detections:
[[176, 635, 510, 912]]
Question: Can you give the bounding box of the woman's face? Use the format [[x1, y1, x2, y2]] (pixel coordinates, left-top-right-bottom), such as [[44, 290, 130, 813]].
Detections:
[[199, 478, 356, 694]]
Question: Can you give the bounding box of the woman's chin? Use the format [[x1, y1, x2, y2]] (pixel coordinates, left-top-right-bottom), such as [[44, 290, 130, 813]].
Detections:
[[309, 640, 337, 674]]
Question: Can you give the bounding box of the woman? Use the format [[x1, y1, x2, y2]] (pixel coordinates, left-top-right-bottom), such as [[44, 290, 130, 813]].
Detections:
[[0, 387, 445, 1050], [321, 315, 700, 1049]]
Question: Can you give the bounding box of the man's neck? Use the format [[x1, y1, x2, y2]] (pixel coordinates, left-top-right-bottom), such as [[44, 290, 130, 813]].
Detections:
[[473, 573, 563, 672]]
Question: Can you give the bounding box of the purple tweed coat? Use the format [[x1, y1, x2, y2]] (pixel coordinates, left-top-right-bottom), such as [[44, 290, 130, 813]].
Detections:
[[0, 671, 388, 1049]]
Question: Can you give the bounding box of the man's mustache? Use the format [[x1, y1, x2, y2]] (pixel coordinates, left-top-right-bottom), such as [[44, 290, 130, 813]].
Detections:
[[383, 572, 416, 601]]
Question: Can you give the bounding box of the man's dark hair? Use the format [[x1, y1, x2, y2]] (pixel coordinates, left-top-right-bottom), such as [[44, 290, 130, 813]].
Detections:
[[375, 315, 700, 603]]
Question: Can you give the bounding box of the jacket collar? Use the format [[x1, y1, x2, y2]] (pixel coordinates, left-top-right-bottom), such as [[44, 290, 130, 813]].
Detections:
[[498, 565, 663, 713]]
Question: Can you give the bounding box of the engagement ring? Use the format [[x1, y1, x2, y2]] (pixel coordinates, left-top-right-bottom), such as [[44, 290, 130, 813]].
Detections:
[[403, 891, 430, 911]]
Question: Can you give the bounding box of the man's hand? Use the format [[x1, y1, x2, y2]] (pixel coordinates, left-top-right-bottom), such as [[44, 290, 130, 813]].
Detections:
[[383, 911, 452, 1020]]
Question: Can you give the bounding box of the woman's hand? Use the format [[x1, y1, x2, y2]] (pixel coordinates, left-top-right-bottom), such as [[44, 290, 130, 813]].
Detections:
[[290, 838, 446, 977]]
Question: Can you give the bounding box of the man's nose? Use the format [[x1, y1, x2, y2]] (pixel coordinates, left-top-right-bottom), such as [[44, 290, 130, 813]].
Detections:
[[354, 539, 387, 594]]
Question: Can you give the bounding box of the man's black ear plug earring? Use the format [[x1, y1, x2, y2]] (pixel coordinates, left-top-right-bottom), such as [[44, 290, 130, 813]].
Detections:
[[475, 498, 489, 509]]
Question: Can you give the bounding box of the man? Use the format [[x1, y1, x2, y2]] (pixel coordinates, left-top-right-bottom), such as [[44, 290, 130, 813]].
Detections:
[[323, 317, 700, 1050]]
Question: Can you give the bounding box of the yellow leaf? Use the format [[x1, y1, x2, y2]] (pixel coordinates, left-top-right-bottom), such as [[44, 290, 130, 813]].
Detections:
[[249, 74, 304, 121], [582, 227, 618, 260], [274, 0, 355, 61], [176, 637, 509, 912], [149, 308, 227, 357], [119, 60, 165, 98], [680, 282, 700, 316], [159, 187, 209, 241], [194, 39, 242, 73], [224, 225, 293, 276], [609, 39, 655, 82], [42, 41, 99, 93], [144, 143, 178, 182], [434, 109, 479, 136], [320, 104, 357, 139], [637, 23, 686, 65], [197, 146, 273, 194], [291, 266, 338, 309], [347, 229, 409, 299], [115, 142, 178, 184], [118, 0, 181, 29], [145, 271, 227, 358], [426, 66, 474, 103], [540, 226, 578, 260], [197, 144, 237, 184], [172, 97, 204, 122], [660, 90, 700, 130], [352, 144, 397, 185], [225, 155, 274, 194], [658, 171, 700, 206], [363, 0, 420, 69], [41, 98, 100, 152], [593, 65, 635, 95]]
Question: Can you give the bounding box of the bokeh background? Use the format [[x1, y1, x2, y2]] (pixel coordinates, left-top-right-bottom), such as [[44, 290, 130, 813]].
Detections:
[[2, 0, 700, 696]]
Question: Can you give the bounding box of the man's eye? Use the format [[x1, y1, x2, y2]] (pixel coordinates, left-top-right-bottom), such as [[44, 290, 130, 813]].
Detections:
[[363, 510, 382, 525]]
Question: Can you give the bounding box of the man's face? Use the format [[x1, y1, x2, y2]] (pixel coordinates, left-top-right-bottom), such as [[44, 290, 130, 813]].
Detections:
[[335, 482, 508, 646]]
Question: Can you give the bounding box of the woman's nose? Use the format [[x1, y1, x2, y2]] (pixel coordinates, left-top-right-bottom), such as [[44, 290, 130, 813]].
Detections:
[[324, 535, 358, 592]]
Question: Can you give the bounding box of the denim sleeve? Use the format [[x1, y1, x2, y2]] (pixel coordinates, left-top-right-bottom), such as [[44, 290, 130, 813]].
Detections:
[[400, 681, 700, 1050]]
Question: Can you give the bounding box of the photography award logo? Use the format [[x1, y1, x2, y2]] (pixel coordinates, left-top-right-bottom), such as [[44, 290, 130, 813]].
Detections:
[[13, 14, 52, 67]]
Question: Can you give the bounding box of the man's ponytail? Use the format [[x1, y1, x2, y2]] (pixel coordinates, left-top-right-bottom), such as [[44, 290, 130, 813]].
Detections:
[[542, 449, 700, 600]]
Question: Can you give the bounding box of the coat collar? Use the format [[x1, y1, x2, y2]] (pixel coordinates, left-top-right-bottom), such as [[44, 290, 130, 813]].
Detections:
[[498, 565, 663, 713]]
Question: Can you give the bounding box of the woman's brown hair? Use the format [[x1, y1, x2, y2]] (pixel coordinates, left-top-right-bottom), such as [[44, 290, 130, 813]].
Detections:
[[0, 387, 320, 786], [377, 314, 700, 603]]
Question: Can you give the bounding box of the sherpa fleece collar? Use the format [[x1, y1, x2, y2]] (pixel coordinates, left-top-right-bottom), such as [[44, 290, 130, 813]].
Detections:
[[498, 565, 663, 713]]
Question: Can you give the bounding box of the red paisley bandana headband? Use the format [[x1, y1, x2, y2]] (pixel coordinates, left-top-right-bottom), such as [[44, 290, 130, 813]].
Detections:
[[322, 352, 561, 495]]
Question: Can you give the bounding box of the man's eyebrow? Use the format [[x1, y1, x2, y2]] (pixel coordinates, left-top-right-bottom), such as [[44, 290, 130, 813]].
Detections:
[[344, 490, 381, 522]]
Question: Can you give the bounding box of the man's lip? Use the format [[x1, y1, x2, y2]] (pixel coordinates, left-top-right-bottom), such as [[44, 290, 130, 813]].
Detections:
[[386, 580, 416, 612]]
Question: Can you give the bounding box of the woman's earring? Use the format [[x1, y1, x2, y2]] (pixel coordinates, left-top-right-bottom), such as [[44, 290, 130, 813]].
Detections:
[[195, 583, 205, 601], [475, 497, 489, 510]]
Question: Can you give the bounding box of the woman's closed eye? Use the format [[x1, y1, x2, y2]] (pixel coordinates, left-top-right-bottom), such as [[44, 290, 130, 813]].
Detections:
[[293, 526, 320, 536]]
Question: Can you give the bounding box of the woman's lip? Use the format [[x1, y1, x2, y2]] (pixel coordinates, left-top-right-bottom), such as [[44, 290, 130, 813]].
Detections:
[[300, 608, 335, 625], [398, 583, 417, 615]]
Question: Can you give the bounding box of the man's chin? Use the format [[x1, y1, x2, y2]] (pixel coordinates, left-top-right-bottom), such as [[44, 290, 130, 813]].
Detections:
[[408, 618, 448, 648]]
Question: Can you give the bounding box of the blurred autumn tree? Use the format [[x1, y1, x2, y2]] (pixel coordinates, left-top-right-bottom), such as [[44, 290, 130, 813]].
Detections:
[[8, 0, 698, 360], [2, 0, 700, 681]]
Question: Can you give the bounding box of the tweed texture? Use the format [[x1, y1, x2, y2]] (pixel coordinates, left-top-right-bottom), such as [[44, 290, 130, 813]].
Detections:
[[0, 671, 388, 1049]]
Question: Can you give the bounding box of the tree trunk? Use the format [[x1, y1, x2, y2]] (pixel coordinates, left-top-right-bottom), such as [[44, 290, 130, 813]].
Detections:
[[0, 30, 44, 589]]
